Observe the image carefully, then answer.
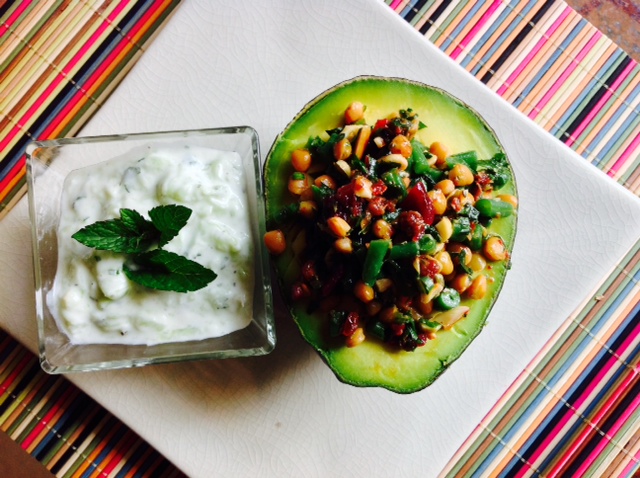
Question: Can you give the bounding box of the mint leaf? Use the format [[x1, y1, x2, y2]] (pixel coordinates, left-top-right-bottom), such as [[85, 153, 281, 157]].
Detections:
[[120, 208, 153, 233], [148, 204, 192, 247], [72, 212, 159, 253], [123, 250, 217, 293]]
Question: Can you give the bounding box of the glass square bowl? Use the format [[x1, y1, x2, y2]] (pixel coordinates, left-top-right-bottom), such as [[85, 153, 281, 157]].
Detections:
[[26, 127, 275, 373]]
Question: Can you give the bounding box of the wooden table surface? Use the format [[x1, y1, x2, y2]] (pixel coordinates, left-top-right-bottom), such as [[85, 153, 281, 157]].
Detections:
[[568, 0, 639, 62]]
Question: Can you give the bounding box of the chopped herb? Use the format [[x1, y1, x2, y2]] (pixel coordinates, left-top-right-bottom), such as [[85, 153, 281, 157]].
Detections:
[[477, 153, 511, 189]]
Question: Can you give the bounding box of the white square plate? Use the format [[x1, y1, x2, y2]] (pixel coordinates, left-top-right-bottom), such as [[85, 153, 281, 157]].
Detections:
[[2, 1, 639, 476]]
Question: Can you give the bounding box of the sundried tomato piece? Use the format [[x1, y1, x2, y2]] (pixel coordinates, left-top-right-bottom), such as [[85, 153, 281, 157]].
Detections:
[[400, 181, 435, 226], [398, 210, 426, 242], [341, 312, 360, 337]]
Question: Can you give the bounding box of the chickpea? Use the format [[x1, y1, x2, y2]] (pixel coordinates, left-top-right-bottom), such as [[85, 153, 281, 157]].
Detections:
[[344, 101, 365, 124], [429, 141, 450, 167], [334, 237, 353, 254], [434, 179, 455, 196], [354, 281, 375, 303], [466, 274, 487, 299], [449, 163, 474, 187], [299, 200, 317, 219], [288, 173, 311, 195], [327, 216, 351, 237], [334, 160, 352, 179], [353, 175, 373, 199], [415, 296, 434, 316], [468, 253, 487, 272], [448, 189, 475, 211], [291, 149, 311, 172], [435, 250, 454, 276], [366, 300, 383, 316], [448, 244, 472, 266], [346, 327, 365, 347], [427, 189, 447, 215], [263, 230, 286, 255], [299, 187, 314, 201], [450, 274, 471, 294], [375, 278, 393, 293], [389, 134, 413, 158], [379, 306, 397, 323], [484, 236, 507, 261], [372, 219, 393, 240], [333, 138, 352, 161], [435, 216, 453, 243], [315, 174, 337, 190]]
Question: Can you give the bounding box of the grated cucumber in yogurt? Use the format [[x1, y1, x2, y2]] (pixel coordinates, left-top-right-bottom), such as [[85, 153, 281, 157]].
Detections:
[[48, 145, 255, 345]]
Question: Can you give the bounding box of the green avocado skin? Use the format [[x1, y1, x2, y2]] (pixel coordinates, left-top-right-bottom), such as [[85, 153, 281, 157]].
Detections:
[[264, 76, 517, 394]]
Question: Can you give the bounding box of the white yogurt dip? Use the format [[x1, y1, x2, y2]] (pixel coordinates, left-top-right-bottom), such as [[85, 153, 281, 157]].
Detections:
[[48, 145, 255, 345]]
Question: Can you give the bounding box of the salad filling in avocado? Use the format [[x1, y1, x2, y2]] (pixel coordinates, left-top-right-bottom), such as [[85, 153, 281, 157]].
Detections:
[[264, 76, 517, 393]]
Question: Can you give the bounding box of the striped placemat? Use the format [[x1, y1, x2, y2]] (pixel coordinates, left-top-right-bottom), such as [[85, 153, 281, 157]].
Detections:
[[0, 0, 181, 218], [0, 0, 638, 477], [0, 333, 183, 477], [389, 0, 640, 195]]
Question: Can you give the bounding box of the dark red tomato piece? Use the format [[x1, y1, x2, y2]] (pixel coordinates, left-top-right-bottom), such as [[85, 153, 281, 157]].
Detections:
[[341, 312, 360, 337], [399, 181, 435, 226], [335, 182, 363, 218], [374, 119, 389, 131], [371, 180, 387, 196], [391, 323, 405, 336], [419, 257, 440, 278], [321, 263, 344, 297]]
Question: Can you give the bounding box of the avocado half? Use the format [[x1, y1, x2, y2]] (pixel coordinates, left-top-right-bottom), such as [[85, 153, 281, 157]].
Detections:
[[264, 76, 517, 394]]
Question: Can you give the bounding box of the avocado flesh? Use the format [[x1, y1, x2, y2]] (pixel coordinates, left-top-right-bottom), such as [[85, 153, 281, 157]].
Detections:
[[264, 76, 517, 394]]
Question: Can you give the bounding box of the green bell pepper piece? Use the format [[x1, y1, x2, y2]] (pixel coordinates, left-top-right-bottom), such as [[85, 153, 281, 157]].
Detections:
[[475, 198, 514, 218], [362, 239, 390, 286], [381, 168, 407, 200], [435, 287, 461, 310], [418, 233, 437, 254], [389, 241, 418, 260], [419, 275, 436, 294], [467, 223, 485, 251], [450, 216, 472, 242], [411, 140, 444, 181], [446, 150, 478, 172]]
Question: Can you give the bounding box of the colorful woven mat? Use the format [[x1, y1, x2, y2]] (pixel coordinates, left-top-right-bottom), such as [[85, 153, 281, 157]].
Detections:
[[0, 0, 638, 477], [0, 0, 180, 218]]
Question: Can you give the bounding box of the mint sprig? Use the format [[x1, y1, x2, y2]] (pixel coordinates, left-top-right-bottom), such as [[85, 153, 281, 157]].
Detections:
[[72, 205, 216, 293], [124, 250, 217, 293]]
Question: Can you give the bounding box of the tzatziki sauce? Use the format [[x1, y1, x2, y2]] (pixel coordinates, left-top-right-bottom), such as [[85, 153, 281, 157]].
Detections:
[[48, 145, 255, 345]]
